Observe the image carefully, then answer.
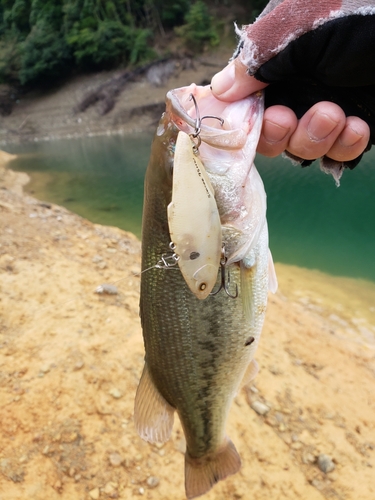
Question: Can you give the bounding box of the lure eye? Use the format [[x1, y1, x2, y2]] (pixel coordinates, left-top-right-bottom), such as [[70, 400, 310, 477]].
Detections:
[[190, 252, 200, 260], [199, 283, 207, 291]]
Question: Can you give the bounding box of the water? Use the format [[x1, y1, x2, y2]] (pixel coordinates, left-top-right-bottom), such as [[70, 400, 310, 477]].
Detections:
[[6, 134, 153, 238], [5, 134, 375, 282], [257, 152, 375, 282]]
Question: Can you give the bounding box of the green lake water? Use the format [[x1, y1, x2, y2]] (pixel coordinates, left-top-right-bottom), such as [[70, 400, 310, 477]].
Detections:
[[5, 133, 375, 282]]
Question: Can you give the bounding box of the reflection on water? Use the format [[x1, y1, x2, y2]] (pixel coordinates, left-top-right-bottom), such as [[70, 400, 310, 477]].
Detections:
[[257, 151, 375, 283], [5, 134, 375, 282], [7, 134, 153, 238]]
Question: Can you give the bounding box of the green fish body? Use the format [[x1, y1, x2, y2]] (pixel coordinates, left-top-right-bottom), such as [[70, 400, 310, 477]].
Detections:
[[135, 85, 277, 499]]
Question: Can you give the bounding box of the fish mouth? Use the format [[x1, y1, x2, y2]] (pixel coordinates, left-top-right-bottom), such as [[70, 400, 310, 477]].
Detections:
[[166, 84, 263, 151]]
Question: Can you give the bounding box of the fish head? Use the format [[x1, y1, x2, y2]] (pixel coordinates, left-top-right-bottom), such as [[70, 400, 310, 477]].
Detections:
[[165, 84, 265, 266], [166, 84, 264, 161]]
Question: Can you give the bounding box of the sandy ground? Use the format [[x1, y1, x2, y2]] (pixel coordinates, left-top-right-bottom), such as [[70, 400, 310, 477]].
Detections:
[[1, 151, 375, 500], [1, 56, 375, 499]]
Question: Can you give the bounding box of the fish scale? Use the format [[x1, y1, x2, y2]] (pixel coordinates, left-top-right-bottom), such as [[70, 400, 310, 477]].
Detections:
[[135, 84, 275, 499]]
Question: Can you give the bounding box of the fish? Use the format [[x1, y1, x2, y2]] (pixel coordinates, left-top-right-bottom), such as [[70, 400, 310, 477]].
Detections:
[[134, 83, 277, 499]]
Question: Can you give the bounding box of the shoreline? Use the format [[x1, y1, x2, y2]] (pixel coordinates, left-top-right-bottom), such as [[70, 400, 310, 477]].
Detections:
[[3, 142, 375, 289], [0, 149, 17, 163], [1, 125, 154, 147], [0, 116, 158, 148], [0, 55, 230, 147], [2, 146, 375, 338], [5, 152, 375, 291], [0, 150, 29, 196]]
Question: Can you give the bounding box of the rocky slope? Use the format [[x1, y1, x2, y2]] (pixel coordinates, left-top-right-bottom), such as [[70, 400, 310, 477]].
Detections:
[[0, 54, 230, 146]]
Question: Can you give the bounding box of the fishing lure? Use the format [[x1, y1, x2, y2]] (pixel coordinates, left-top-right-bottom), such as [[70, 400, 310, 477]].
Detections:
[[167, 129, 222, 299], [166, 96, 225, 299]]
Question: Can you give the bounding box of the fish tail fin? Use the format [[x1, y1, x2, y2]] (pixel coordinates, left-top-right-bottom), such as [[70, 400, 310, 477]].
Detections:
[[134, 363, 174, 444], [185, 438, 241, 499]]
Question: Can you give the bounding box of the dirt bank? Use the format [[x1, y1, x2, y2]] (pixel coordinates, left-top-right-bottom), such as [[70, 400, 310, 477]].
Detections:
[[0, 53, 232, 146], [1, 152, 375, 499]]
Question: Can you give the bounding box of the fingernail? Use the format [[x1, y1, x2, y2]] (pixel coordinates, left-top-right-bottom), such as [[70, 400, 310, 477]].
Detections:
[[340, 125, 364, 147], [263, 120, 289, 143], [307, 112, 339, 141], [211, 63, 235, 96]]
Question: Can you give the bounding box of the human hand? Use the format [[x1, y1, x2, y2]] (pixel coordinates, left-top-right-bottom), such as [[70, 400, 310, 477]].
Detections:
[[211, 59, 370, 163], [211, 0, 375, 179]]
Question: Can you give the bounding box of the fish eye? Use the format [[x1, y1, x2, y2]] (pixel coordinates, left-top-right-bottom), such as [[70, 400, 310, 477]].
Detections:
[[199, 283, 206, 291]]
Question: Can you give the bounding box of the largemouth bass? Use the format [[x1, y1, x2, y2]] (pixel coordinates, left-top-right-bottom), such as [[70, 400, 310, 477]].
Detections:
[[134, 84, 277, 499]]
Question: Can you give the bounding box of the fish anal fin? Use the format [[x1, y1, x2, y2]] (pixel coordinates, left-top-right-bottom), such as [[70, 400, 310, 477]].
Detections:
[[134, 363, 174, 444], [241, 358, 259, 387], [185, 438, 241, 499]]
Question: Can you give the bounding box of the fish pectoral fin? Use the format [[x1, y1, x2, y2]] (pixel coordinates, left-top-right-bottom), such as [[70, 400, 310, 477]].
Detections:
[[134, 363, 174, 444], [185, 438, 241, 499], [241, 358, 259, 387], [240, 260, 256, 324], [268, 249, 278, 293]]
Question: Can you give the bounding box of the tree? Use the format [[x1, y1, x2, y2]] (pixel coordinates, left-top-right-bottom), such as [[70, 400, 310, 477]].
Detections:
[[0, 0, 244, 87], [19, 0, 72, 84], [176, 1, 219, 51], [19, 23, 72, 84]]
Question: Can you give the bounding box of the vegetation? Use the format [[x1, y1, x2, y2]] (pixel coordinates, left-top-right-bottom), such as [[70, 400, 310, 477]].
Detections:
[[175, 1, 219, 52], [0, 0, 268, 87]]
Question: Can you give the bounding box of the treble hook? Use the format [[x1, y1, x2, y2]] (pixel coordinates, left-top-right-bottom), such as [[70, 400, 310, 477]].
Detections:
[[188, 94, 224, 152], [210, 245, 238, 299]]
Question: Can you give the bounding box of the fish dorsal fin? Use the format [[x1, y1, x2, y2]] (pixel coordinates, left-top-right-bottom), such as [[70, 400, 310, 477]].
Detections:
[[167, 131, 222, 299], [185, 437, 241, 499], [134, 363, 174, 444]]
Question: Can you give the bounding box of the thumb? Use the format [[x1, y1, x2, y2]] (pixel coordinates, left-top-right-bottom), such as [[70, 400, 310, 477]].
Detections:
[[211, 58, 268, 102]]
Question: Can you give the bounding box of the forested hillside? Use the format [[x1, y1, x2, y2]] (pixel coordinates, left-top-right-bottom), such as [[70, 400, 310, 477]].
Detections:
[[0, 0, 267, 87]]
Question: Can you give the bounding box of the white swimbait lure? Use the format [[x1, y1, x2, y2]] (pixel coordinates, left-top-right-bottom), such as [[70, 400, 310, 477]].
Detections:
[[167, 130, 222, 299]]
